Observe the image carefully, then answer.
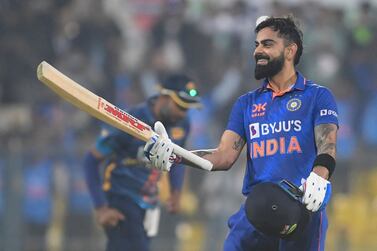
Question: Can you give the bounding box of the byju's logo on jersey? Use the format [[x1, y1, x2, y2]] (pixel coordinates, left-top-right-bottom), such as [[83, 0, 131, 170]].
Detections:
[[249, 120, 302, 140], [248, 120, 303, 159], [286, 98, 302, 112], [249, 123, 260, 139]]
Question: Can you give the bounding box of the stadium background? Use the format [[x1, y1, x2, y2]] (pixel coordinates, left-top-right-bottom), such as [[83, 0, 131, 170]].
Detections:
[[1, 0, 377, 250]]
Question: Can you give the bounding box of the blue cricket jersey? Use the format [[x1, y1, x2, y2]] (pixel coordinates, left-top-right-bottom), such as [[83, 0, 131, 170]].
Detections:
[[227, 72, 338, 196], [94, 97, 190, 209]]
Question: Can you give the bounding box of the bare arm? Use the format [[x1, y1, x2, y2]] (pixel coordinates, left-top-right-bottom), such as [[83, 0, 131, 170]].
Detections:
[[313, 123, 338, 179], [181, 130, 245, 171]]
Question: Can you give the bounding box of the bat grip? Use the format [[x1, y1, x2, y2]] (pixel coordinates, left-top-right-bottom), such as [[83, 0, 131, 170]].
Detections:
[[172, 143, 213, 171]]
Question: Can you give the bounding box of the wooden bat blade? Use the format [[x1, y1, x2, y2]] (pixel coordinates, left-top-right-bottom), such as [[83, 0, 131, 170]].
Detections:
[[37, 61, 213, 171], [37, 61, 154, 141]]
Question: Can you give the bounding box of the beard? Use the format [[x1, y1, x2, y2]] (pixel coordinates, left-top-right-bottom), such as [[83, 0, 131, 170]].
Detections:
[[254, 52, 285, 80]]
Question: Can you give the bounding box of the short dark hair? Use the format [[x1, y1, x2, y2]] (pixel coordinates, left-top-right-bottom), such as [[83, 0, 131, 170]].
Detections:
[[255, 15, 303, 65]]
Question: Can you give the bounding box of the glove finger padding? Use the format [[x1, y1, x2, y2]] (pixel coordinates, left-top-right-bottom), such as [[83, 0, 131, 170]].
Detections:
[[159, 141, 174, 171], [154, 121, 168, 139], [150, 138, 173, 171], [302, 172, 331, 212], [144, 135, 159, 160], [144, 121, 174, 172], [144, 121, 168, 160]]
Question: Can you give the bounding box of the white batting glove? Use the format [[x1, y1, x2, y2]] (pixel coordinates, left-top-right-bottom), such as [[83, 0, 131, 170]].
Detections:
[[144, 121, 174, 172], [301, 172, 332, 212], [136, 146, 153, 168]]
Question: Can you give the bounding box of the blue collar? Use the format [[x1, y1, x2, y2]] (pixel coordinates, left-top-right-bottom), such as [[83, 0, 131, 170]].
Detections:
[[261, 71, 306, 91]]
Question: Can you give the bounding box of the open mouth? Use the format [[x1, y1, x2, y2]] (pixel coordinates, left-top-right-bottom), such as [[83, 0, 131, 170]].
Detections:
[[256, 59, 269, 65], [255, 55, 270, 65]]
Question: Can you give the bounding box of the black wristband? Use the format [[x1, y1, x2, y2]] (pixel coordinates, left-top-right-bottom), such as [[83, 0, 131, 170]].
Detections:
[[313, 154, 336, 178]]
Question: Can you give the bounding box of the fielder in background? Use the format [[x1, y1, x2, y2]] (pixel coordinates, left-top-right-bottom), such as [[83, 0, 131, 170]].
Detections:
[[144, 15, 338, 251], [84, 74, 201, 251]]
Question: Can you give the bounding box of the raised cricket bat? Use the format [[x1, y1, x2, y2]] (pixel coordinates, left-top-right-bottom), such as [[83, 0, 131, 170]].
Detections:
[[37, 61, 213, 171]]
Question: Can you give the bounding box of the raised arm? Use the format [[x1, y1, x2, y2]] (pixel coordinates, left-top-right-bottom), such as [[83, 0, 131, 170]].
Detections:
[[144, 123, 246, 172], [190, 130, 245, 171]]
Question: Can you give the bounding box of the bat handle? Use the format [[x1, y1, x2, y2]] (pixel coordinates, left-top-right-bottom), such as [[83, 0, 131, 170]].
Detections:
[[172, 143, 213, 171]]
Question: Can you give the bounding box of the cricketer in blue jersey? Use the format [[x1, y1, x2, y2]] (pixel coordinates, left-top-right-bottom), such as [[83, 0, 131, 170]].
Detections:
[[84, 73, 201, 251], [144, 15, 338, 251]]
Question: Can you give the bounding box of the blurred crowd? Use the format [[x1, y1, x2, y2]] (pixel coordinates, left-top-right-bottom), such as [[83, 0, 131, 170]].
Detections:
[[1, 0, 377, 251]]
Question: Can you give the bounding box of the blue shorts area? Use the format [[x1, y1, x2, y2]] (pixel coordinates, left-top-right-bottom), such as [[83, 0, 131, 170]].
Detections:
[[223, 204, 328, 251], [104, 193, 149, 251]]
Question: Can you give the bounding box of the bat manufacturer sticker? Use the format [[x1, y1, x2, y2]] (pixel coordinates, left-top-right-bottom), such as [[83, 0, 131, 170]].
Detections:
[[102, 102, 150, 132]]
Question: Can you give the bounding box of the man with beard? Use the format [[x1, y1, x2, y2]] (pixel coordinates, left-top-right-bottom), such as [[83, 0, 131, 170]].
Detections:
[[83, 73, 201, 251], [144, 16, 338, 251]]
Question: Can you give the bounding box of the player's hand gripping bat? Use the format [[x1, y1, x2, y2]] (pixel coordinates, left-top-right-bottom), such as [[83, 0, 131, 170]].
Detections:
[[37, 61, 213, 171]]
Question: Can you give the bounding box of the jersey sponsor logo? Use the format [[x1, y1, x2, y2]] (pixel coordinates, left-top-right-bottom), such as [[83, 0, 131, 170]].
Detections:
[[252, 102, 267, 118], [286, 98, 302, 112], [249, 120, 302, 139], [320, 109, 338, 117], [248, 120, 303, 159], [249, 123, 260, 139]]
